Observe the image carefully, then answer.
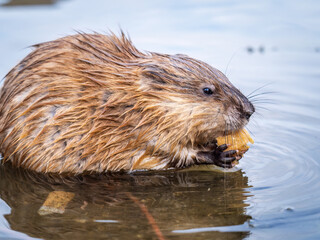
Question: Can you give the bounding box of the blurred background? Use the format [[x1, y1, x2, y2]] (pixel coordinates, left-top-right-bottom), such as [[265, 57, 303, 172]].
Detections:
[[0, 0, 320, 240], [1, 0, 319, 77]]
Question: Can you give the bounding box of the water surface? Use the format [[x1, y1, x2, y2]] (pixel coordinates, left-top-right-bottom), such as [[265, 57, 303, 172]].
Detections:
[[0, 0, 320, 239]]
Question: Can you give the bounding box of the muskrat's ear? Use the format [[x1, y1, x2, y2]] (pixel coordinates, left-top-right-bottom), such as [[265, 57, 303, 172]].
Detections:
[[140, 66, 166, 85]]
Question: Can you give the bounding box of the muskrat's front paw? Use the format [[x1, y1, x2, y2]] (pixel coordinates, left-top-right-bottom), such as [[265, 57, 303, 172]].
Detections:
[[213, 144, 239, 168], [197, 144, 241, 168]]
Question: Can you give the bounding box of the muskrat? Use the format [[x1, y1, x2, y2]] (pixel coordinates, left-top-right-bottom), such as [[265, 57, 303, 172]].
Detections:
[[0, 32, 254, 174]]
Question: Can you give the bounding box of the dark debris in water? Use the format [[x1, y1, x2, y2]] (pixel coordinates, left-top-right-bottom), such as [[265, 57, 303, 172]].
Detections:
[[246, 46, 266, 54]]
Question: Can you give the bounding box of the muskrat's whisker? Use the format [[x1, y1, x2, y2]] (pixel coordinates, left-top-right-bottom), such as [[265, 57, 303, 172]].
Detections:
[[250, 99, 275, 103], [250, 100, 273, 109], [224, 50, 239, 76], [213, 108, 222, 123], [249, 95, 274, 101], [244, 126, 254, 138], [254, 104, 271, 109], [252, 105, 272, 111], [246, 82, 273, 98], [231, 118, 235, 150], [251, 111, 263, 117], [228, 116, 233, 145], [250, 94, 275, 110], [224, 120, 228, 143], [248, 91, 276, 100], [249, 118, 260, 130]]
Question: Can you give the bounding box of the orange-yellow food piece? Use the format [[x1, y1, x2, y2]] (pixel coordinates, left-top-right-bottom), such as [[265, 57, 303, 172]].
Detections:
[[216, 129, 254, 154]]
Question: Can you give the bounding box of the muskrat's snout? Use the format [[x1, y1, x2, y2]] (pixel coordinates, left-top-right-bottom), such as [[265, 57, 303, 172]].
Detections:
[[241, 99, 255, 120]]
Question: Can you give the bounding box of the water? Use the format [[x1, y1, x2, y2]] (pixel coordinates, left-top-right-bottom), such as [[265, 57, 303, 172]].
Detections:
[[0, 0, 320, 239]]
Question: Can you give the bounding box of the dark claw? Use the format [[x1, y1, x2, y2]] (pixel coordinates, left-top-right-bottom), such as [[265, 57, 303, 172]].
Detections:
[[217, 144, 228, 152], [220, 150, 237, 158], [219, 156, 236, 163]]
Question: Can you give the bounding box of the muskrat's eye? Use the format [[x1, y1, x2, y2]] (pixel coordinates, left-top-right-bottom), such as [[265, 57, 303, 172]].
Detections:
[[203, 87, 213, 95]]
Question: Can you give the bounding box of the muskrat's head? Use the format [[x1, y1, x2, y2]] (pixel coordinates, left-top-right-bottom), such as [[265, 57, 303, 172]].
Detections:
[[137, 53, 255, 144]]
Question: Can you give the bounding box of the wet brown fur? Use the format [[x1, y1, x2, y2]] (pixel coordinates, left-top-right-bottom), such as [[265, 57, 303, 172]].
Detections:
[[0, 32, 253, 174]]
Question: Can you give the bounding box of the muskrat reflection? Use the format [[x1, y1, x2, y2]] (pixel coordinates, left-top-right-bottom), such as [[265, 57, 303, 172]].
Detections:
[[0, 164, 251, 240]]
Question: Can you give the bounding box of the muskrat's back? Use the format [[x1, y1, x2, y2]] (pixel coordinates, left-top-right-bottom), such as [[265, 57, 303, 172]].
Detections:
[[0, 32, 254, 174]]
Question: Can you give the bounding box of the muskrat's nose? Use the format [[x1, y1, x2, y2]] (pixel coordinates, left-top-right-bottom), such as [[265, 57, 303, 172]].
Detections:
[[244, 111, 253, 120], [243, 102, 255, 120]]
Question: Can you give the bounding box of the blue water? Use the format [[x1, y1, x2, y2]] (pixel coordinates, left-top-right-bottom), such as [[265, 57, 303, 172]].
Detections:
[[0, 0, 320, 239]]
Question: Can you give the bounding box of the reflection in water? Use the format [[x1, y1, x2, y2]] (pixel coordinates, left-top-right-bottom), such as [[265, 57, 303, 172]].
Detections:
[[0, 163, 251, 239], [1, 0, 62, 7]]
